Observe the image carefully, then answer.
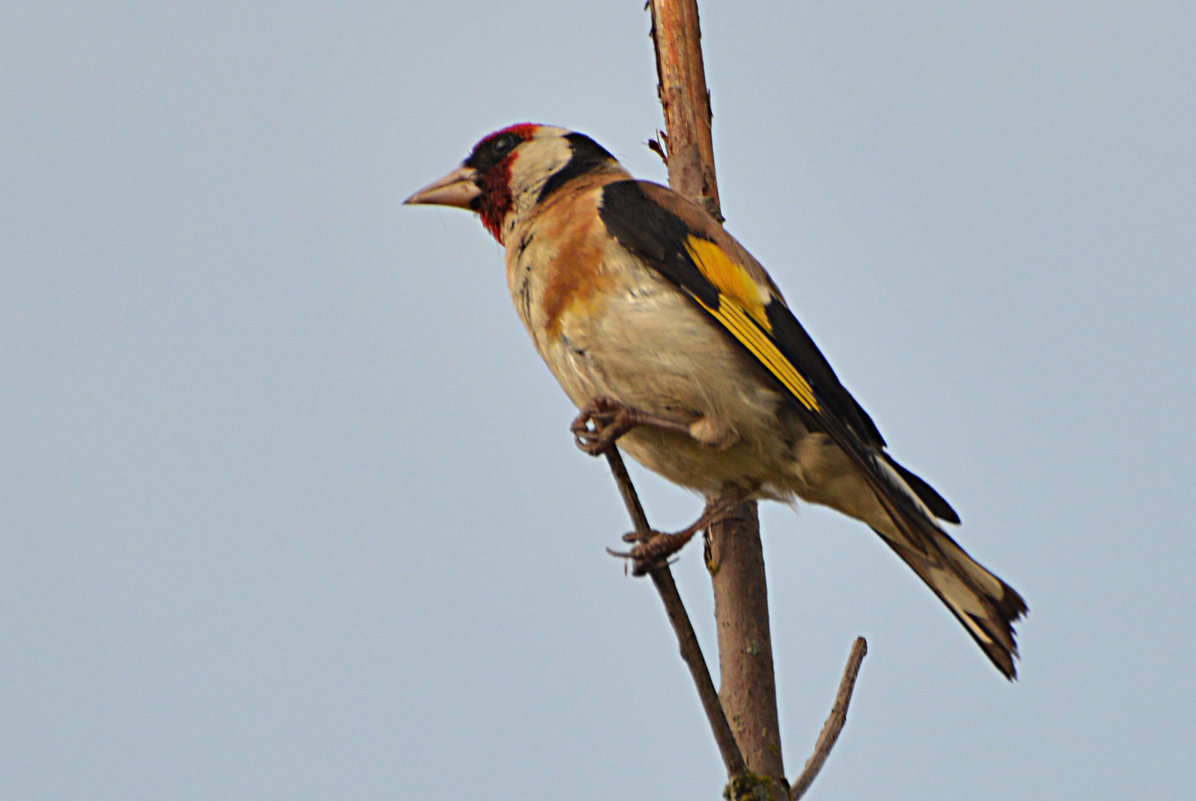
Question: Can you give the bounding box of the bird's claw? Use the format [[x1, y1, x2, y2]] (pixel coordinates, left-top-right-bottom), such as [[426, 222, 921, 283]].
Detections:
[[570, 396, 635, 456], [607, 531, 692, 576], [607, 496, 743, 575], [571, 396, 698, 456]]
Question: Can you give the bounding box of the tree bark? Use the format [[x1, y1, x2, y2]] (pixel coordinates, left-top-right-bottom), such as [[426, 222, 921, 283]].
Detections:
[[708, 502, 785, 784]]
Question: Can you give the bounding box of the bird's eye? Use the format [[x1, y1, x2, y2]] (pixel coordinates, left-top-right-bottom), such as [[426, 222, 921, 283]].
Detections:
[[466, 131, 524, 171], [492, 133, 518, 154]]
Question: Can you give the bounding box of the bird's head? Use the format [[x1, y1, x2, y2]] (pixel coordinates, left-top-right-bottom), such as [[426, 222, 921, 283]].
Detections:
[[405, 123, 622, 243]]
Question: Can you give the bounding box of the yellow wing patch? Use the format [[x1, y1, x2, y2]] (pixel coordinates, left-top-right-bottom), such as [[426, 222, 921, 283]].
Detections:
[[684, 237, 771, 330], [684, 236, 821, 413]]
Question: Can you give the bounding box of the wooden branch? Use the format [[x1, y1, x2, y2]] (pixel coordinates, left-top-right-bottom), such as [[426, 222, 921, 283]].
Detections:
[[708, 502, 785, 783], [789, 637, 868, 800], [602, 447, 746, 776], [649, 0, 721, 217], [649, 1, 785, 793]]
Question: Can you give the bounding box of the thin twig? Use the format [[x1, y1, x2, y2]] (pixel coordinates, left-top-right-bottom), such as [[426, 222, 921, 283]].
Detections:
[[789, 637, 869, 800], [647, 131, 669, 166], [602, 447, 651, 535], [602, 447, 746, 776]]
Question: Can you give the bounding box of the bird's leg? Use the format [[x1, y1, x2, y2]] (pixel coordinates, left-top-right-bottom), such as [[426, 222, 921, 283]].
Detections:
[[571, 395, 694, 456], [611, 493, 744, 576]]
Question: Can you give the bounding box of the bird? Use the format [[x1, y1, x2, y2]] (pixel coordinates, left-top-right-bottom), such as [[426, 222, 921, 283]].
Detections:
[[405, 123, 1027, 678]]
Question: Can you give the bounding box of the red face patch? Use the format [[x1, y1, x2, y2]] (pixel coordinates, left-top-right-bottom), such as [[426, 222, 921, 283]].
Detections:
[[464, 124, 544, 243]]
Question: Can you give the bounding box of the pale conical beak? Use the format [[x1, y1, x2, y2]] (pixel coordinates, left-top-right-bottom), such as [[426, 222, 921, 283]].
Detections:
[[404, 166, 481, 209]]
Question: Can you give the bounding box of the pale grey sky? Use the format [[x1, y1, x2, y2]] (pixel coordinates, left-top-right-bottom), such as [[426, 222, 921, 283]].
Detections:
[[4, 3, 1194, 799]]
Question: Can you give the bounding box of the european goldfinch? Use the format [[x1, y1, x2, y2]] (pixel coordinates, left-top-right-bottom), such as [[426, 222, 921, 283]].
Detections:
[[406, 124, 1027, 678]]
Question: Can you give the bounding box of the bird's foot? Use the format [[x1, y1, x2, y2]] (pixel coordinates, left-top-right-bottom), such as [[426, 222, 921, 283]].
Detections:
[[570, 396, 692, 456], [611, 496, 740, 576]]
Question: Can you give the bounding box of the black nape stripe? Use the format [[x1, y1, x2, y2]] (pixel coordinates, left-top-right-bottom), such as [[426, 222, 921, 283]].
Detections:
[[537, 134, 617, 203]]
